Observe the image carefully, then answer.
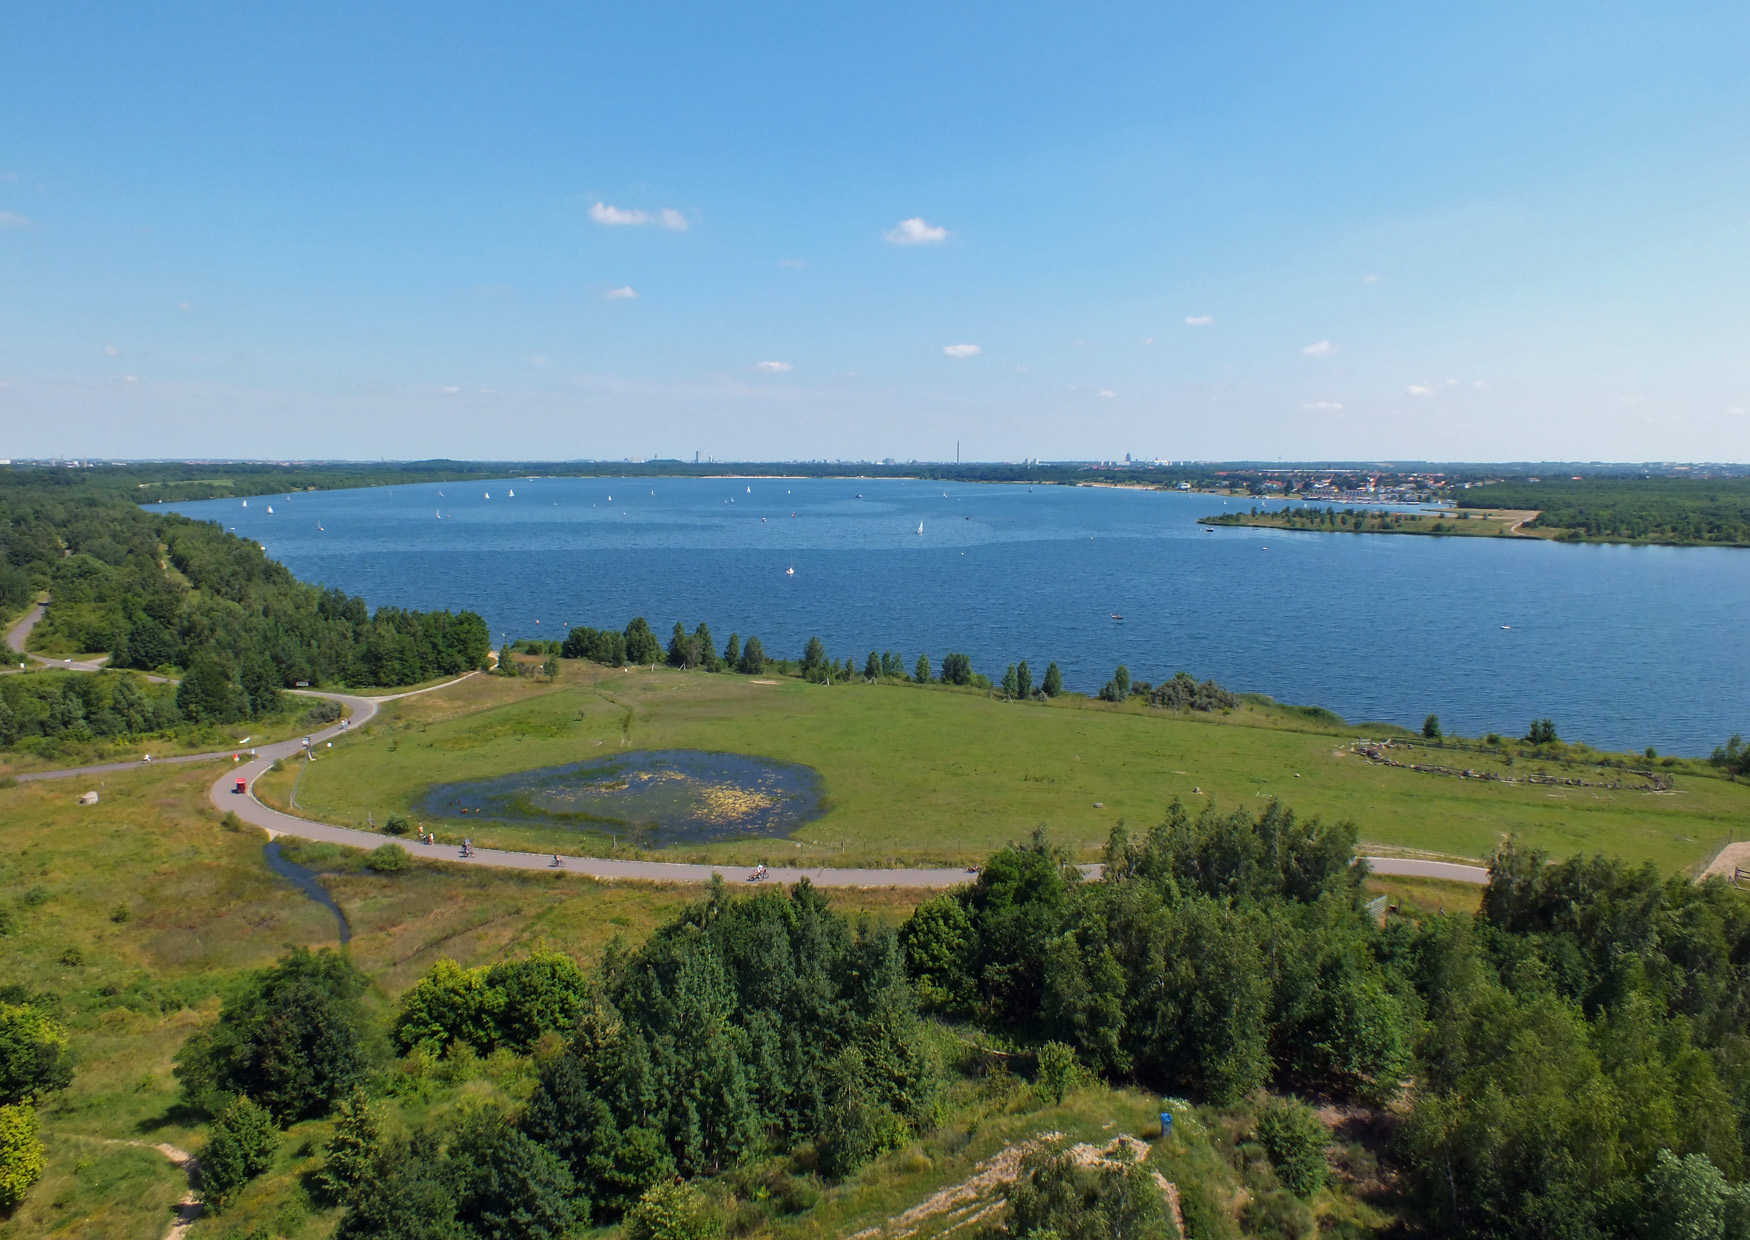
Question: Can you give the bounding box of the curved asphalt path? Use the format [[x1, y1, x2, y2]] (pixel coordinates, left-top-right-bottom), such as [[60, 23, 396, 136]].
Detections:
[[211, 678, 1490, 888], [3, 614, 1492, 888]]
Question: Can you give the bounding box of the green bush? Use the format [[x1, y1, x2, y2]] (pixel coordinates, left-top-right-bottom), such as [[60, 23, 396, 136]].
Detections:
[[0, 1103, 44, 1210], [199, 1095, 278, 1210], [383, 814, 411, 836], [0, 1005, 75, 1105], [1255, 1098, 1328, 1198], [1034, 1041, 1086, 1104], [626, 1180, 720, 1240], [317, 1088, 381, 1202], [367, 844, 409, 873]]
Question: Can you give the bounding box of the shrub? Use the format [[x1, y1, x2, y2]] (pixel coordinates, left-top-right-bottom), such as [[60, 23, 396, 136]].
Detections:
[[1256, 1098, 1328, 1197], [220, 810, 243, 832], [626, 1180, 720, 1240], [199, 1095, 278, 1210], [303, 699, 344, 725], [0, 1103, 44, 1211], [317, 1088, 381, 1202], [1035, 1041, 1086, 1104], [383, 814, 411, 836], [367, 844, 409, 873], [57, 946, 83, 967]]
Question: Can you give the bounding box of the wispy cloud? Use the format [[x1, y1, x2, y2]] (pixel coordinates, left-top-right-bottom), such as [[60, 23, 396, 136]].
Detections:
[[439, 385, 461, 394], [1407, 384, 1433, 397], [1474, 380, 1490, 390], [177, 301, 193, 312], [1361, 274, 1380, 284], [103, 344, 120, 357], [942, 343, 981, 358], [886, 217, 948, 245], [1301, 340, 1337, 357], [1303, 400, 1343, 411], [1098, 390, 1116, 399], [1729, 406, 1745, 415], [754, 360, 794, 372], [123, 375, 138, 383], [1184, 315, 1214, 326], [589, 202, 688, 230], [780, 258, 808, 268], [0, 211, 28, 228], [604, 286, 637, 300]]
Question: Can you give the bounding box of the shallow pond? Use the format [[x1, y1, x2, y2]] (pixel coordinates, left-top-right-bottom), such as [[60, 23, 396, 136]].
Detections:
[[415, 749, 824, 846]]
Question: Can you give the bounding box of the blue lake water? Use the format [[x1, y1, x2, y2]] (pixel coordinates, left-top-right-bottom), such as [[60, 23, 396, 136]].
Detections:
[[417, 749, 824, 846], [164, 477, 1750, 755]]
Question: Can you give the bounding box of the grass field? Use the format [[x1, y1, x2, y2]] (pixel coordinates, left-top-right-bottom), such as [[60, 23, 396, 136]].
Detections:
[[270, 663, 1749, 873], [1199, 507, 1543, 539]]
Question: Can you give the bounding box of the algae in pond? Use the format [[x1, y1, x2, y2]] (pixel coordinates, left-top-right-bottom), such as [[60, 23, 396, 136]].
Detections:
[[416, 749, 823, 845]]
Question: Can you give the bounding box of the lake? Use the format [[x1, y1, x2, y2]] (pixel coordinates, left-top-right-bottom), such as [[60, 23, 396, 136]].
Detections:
[[164, 477, 1750, 755]]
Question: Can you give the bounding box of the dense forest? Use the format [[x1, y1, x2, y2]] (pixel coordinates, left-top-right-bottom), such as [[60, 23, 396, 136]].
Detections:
[[95, 803, 1749, 1240], [0, 473, 491, 746], [1458, 477, 1750, 545]]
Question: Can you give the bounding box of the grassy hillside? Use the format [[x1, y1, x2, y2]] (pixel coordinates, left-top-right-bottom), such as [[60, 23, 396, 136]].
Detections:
[[269, 664, 1748, 872]]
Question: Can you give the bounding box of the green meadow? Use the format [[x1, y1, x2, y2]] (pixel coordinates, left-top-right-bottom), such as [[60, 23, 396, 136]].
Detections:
[[274, 664, 1749, 872]]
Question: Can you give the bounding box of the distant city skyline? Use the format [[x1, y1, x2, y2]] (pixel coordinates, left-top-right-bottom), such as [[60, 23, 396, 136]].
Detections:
[[2, 3, 1747, 462]]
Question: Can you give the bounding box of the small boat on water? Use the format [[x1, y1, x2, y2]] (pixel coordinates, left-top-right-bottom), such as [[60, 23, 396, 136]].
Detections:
[[917, 521, 924, 534], [1111, 613, 1123, 621], [266, 505, 273, 513], [241, 499, 247, 507], [508, 489, 515, 497], [785, 566, 795, 576], [436, 509, 441, 519], [484, 491, 490, 499]]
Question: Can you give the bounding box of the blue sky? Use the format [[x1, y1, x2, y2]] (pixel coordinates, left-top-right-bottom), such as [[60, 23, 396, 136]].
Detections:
[[2, 2, 1747, 462]]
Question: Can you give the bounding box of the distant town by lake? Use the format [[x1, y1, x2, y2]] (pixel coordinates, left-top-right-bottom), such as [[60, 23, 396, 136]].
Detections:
[[166, 476, 1750, 755]]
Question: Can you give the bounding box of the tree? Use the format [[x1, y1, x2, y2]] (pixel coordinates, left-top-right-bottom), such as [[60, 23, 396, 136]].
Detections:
[[177, 654, 240, 722], [693, 622, 718, 671], [1042, 662, 1062, 697], [864, 651, 881, 681], [624, 618, 661, 666], [0, 1004, 74, 1106], [667, 622, 695, 669], [199, 1095, 278, 1210], [722, 633, 740, 670], [941, 652, 973, 685], [914, 654, 931, 683], [1035, 1042, 1085, 1103], [1002, 664, 1019, 699], [318, 1088, 382, 1202], [367, 843, 409, 873], [801, 636, 827, 680], [737, 636, 764, 674], [1017, 660, 1033, 700], [451, 1114, 581, 1240], [174, 947, 367, 1122], [1524, 717, 1558, 745], [0, 1104, 43, 1212], [1423, 714, 1442, 740], [1114, 665, 1131, 698]]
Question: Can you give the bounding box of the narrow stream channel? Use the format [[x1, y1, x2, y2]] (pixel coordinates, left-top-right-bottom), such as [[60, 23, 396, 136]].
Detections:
[[263, 840, 353, 944]]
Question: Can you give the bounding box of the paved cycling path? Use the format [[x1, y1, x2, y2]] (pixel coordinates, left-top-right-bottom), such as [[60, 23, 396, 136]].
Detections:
[[208, 678, 1490, 888], [9, 656, 1491, 888]]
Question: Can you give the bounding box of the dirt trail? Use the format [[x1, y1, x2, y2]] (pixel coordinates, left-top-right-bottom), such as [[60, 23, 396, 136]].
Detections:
[[148, 1143, 202, 1240]]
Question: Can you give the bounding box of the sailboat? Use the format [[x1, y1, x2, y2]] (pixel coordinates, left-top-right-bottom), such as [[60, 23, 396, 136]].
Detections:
[[484, 491, 490, 499], [266, 505, 273, 514], [436, 509, 442, 519], [916, 521, 924, 535], [508, 489, 514, 497], [241, 499, 247, 507], [785, 566, 795, 576], [746, 486, 751, 493]]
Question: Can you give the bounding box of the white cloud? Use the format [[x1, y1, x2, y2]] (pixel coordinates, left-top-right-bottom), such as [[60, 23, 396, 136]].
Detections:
[[589, 201, 648, 226], [103, 344, 120, 357], [754, 360, 794, 372], [1361, 274, 1380, 284], [885, 217, 948, 245], [1446, 378, 1458, 386], [440, 385, 461, 394], [1184, 315, 1214, 326], [1098, 390, 1116, 399], [527, 354, 548, 367], [1303, 400, 1343, 411], [1474, 380, 1490, 390], [1728, 405, 1745, 415], [780, 258, 808, 268], [0, 211, 28, 228], [604, 286, 637, 300], [1407, 384, 1433, 397], [942, 343, 981, 358], [1142, 337, 1155, 346], [178, 301, 193, 312], [123, 374, 138, 383], [588, 202, 686, 229], [1301, 340, 1336, 357]]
